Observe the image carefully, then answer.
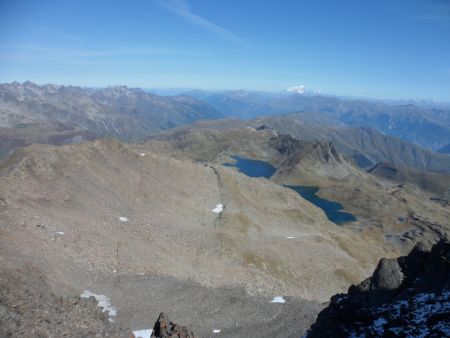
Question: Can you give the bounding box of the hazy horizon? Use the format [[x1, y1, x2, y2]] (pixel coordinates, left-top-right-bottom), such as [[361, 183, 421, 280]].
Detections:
[[1, 0, 449, 101], [4, 79, 450, 104]]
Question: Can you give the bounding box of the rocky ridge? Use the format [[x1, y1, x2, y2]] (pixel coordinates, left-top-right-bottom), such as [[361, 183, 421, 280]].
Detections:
[[249, 115, 450, 174], [0, 81, 221, 158], [306, 241, 450, 337]]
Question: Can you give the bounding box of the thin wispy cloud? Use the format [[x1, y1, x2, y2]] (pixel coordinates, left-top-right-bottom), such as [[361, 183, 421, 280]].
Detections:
[[155, 0, 245, 45], [0, 43, 203, 62]]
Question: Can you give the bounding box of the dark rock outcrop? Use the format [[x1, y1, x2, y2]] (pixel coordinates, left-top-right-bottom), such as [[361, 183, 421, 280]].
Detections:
[[151, 313, 196, 338], [306, 241, 450, 337], [269, 134, 304, 157]]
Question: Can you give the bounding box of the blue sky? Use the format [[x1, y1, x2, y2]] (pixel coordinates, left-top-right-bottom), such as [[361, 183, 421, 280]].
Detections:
[[0, 0, 449, 100]]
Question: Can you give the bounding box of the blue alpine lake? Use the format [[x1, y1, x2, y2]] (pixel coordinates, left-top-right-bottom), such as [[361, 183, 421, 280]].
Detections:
[[283, 185, 357, 225], [224, 155, 357, 225], [224, 155, 276, 178]]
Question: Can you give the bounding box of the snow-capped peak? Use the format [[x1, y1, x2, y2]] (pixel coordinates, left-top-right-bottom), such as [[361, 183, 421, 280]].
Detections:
[[287, 85, 305, 94]]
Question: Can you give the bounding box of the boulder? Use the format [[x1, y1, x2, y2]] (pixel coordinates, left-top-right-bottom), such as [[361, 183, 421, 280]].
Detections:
[[151, 313, 196, 338]]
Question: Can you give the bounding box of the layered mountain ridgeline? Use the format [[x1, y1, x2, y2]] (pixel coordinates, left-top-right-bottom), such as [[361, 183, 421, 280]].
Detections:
[[161, 115, 450, 175], [247, 114, 450, 174], [3, 82, 450, 175], [189, 90, 450, 150], [305, 241, 450, 337], [0, 81, 221, 158], [196, 90, 277, 120], [368, 162, 450, 198]]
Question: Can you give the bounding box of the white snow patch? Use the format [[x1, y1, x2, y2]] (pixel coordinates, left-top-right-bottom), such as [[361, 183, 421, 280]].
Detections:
[[212, 203, 223, 213], [119, 216, 129, 222], [140, 153, 146, 157], [80, 290, 117, 321], [133, 329, 153, 338], [270, 296, 286, 303], [286, 236, 296, 239], [213, 329, 221, 333], [287, 85, 305, 94], [56, 231, 65, 235]]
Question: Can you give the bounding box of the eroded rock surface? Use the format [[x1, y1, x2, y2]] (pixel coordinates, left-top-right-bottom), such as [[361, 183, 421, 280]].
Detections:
[[151, 313, 196, 338], [306, 241, 450, 337]]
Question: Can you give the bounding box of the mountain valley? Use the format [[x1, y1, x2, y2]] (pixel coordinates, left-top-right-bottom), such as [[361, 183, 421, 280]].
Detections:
[[1, 83, 450, 337]]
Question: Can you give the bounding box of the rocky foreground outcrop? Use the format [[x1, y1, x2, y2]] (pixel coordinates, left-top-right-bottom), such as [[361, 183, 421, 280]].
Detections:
[[151, 313, 196, 338], [306, 241, 450, 337]]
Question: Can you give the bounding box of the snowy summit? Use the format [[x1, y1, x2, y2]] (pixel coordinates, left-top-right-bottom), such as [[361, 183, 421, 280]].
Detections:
[[287, 85, 305, 94]]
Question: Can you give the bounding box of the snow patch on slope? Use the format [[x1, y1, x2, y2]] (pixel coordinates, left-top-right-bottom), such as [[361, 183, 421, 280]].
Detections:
[[80, 290, 117, 321], [133, 329, 153, 338], [212, 203, 223, 213], [270, 296, 286, 303]]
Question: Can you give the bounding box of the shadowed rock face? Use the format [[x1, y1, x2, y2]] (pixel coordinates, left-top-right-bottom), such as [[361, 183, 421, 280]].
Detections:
[[268, 134, 305, 157], [151, 313, 196, 338], [306, 241, 450, 337]]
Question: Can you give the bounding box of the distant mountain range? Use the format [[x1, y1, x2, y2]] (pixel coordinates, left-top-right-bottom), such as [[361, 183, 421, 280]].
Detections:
[[179, 89, 450, 151], [0, 81, 222, 158], [2, 82, 450, 173]]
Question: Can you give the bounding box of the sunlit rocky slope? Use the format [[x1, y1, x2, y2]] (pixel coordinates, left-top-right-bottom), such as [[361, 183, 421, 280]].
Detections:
[[1, 124, 449, 336]]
